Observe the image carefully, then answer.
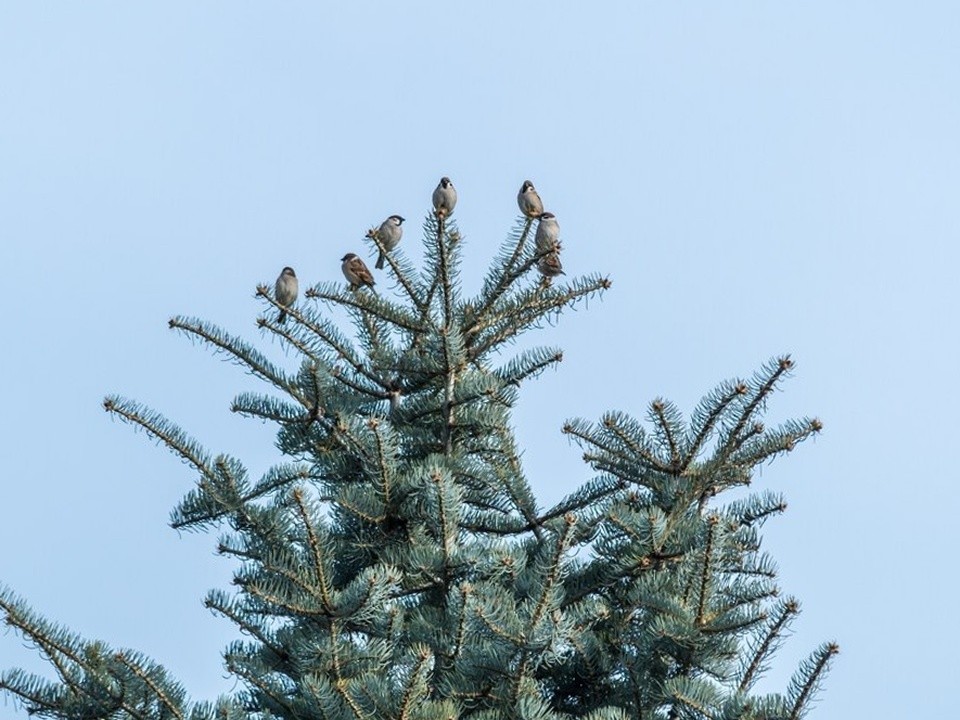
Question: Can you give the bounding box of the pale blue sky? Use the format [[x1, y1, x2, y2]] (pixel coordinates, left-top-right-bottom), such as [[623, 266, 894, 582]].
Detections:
[[2, 3, 958, 717]]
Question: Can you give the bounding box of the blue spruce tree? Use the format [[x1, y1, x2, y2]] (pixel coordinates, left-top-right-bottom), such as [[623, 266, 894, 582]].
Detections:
[[1, 182, 837, 720]]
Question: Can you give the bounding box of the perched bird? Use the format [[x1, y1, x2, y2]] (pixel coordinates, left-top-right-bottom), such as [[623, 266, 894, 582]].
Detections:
[[432, 176, 457, 217], [535, 211, 560, 253], [537, 252, 565, 278], [517, 180, 544, 218], [274, 266, 298, 324], [372, 214, 405, 269], [341, 253, 376, 290]]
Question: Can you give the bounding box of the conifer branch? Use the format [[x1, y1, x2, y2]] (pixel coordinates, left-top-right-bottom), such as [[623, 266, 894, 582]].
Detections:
[[169, 317, 304, 402], [223, 657, 298, 718], [730, 418, 823, 469], [699, 607, 766, 635], [509, 515, 578, 705], [475, 605, 523, 645], [0, 680, 60, 718], [739, 599, 799, 692], [1, 608, 76, 691], [539, 478, 629, 534], [600, 413, 675, 475], [103, 397, 217, 481], [668, 688, 715, 720], [230, 392, 307, 423], [472, 217, 535, 321], [368, 235, 429, 315], [466, 276, 610, 361], [369, 419, 395, 507], [203, 593, 286, 662], [327, 621, 366, 720], [308, 284, 424, 333], [421, 213, 445, 310], [113, 653, 185, 720], [237, 580, 325, 618], [257, 314, 320, 362], [683, 383, 745, 471], [359, 307, 388, 357], [336, 429, 376, 469], [292, 488, 335, 611], [0, 597, 137, 719], [396, 381, 499, 423], [245, 559, 327, 612], [330, 365, 391, 401], [286, 308, 385, 388], [501, 465, 546, 543], [728, 421, 766, 455], [788, 643, 839, 720], [495, 348, 564, 388], [651, 400, 682, 470], [728, 491, 788, 528], [432, 469, 456, 575], [451, 584, 472, 659], [335, 498, 386, 528], [436, 215, 459, 455], [566, 420, 673, 478], [717, 357, 794, 462], [399, 647, 433, 720], [696, 516, 719, 627]]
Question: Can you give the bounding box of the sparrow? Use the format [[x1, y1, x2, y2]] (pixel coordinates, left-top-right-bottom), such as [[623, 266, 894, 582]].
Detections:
[[274, 266, 298, 324], [537, 252, 565, 278], [341, 253, 376, 290], [535, 212, 560, 254], [432, 176, 457, 217], [372, 214, 405, 269], [517, 180, 544, 218]]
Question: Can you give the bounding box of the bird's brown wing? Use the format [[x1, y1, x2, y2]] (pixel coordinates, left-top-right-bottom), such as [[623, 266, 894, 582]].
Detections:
[[349, 256, 376, 286]]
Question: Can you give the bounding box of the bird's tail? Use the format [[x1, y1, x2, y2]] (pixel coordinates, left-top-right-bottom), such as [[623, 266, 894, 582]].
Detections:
[[375, 252, 385, 270], [278, 310, 287, 324]]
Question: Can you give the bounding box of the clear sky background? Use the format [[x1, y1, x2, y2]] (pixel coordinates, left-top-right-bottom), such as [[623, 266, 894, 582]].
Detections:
[[1, 3, 957, 717]]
